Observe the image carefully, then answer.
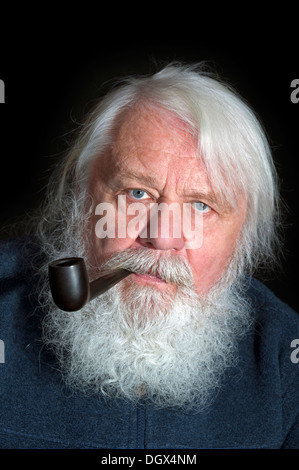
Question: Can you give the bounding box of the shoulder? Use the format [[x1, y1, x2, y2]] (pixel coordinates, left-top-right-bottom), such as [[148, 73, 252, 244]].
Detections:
[[0, 236, 26, 277], [0, 235, 42, 280], [245, 277, 299, 367], [245, 277, 299, 396], [247, 276, 299, 332], [0, 236, 43, 327]]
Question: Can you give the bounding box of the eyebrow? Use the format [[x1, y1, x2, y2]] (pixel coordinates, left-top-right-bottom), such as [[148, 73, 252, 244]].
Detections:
[[113, 168, 230, 210], [182, 185, 221, 200], [113, 169, 161, 188]]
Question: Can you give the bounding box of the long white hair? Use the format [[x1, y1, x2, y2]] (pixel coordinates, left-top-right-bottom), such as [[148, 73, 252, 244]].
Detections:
[[32, 63, 281, 409], [36, 62, 281, 279]]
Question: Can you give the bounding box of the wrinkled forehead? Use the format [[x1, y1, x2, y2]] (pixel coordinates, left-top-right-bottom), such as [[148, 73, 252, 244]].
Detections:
[[105, 105, 206, 185], [90, 104, 246, 211], [108, 104, 201, 179], [114, 104, 198, 155]]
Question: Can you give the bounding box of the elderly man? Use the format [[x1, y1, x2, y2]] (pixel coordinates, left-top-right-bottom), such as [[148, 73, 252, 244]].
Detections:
[[0, 63, 298, 449]]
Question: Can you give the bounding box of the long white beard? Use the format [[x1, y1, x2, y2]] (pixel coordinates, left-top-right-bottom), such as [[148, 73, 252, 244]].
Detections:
[[41, 247, 252, 411]]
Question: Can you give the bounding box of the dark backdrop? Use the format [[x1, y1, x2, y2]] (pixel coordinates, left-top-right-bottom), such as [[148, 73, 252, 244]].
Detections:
[[0, 15, 298, 311]]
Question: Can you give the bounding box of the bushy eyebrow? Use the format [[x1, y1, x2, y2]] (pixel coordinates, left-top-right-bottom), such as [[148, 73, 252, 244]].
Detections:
[[112, 169, 232, 212], [183, 189, 219, 205], [115, 169, 159, 188]]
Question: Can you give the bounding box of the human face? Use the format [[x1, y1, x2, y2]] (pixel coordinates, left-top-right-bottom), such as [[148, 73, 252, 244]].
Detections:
[[88, 105, 247, 295]]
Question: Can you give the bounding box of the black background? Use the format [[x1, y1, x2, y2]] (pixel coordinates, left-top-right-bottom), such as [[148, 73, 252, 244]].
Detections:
[[0, 11, 298, 311]]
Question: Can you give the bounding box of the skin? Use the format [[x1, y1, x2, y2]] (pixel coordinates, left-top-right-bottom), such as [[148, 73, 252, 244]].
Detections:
[[88, 104, 247, 296]]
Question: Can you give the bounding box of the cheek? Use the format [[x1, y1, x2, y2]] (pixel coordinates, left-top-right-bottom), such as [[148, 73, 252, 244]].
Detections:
[[187, 225, 242, 294]]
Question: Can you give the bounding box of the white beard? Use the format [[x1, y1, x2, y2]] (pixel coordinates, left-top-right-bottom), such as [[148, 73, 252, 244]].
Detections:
[[41, 247, 252, 411]]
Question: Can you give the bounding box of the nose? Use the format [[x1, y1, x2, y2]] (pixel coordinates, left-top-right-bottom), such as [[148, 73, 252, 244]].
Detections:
[[137, 201, 185, 251]]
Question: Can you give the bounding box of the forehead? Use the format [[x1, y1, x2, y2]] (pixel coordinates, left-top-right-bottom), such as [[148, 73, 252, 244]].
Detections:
[[86, 103, 249, 224], [113, 104, 198, 160], [108, 105, 208, 188], [89, 105, 221, 201], [89, 105, 244, 214]]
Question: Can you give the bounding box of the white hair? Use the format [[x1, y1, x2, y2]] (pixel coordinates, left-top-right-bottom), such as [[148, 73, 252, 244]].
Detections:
[[37, 62, 281, 278], [29, 63, 281, 409]]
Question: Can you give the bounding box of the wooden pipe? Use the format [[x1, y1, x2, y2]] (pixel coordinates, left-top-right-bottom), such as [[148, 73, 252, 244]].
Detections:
[[48, 257, 131, 312]]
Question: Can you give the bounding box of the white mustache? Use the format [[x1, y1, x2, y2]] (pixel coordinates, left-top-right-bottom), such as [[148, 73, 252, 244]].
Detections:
[[98, 248, 194, 289]]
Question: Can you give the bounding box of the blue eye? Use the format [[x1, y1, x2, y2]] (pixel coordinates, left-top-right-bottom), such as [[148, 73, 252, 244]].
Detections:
[[193, 202, 211, 213], [129, 189, 149, 200]]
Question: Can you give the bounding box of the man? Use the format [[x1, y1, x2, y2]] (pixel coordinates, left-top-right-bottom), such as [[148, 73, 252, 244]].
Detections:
[[0, 63, 298, 449]]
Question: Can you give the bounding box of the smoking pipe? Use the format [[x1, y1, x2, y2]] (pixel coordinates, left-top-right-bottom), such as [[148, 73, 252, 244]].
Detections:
[[48, 257, 132, 312]]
